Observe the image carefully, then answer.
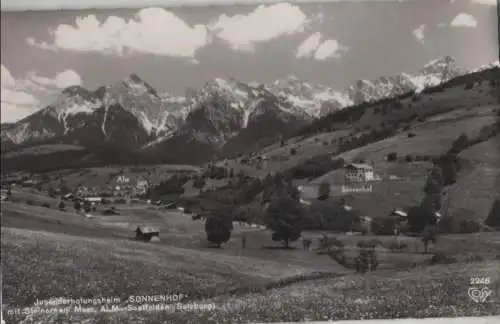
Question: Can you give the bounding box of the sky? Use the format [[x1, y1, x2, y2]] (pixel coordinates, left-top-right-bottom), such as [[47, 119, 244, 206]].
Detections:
[[1, 0, 499, 123]]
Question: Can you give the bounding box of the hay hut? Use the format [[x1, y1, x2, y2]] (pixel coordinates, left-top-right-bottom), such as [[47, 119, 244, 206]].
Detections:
[[135, 226, 160, 242]]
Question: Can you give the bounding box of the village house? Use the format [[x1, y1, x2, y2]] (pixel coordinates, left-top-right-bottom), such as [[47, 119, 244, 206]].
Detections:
[[255, 155, 269, 169], [133, 177, 150, 196], [83, 197, 103, 205], [344, 163, 376, 183]]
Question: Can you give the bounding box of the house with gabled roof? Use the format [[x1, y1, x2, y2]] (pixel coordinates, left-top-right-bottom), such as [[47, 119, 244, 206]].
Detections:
[[344, 163, 376, 182]]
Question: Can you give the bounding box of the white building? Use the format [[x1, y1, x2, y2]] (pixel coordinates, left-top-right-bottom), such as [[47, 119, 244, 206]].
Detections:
[[344, 163, 375, 182]]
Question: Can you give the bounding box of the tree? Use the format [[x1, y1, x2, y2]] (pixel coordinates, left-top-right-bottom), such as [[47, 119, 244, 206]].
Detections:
[[437, 153, 460, 186], [74, 201, 82, 213], [58, 201, 65, 211], [485, 199, 500, 228], [449, 132, 469, 154], [422, 225, 439, 253], [205, 212, 233, 248], [318, 180, 331, 200], [83, 200, 91, 213], [355, 240, 379, 273], [265, 197, 304, 248], [193, 176, 206, 189], [424, 167, 444, 196], [48, 187, 56, 198], [407, 205, 437, 233]]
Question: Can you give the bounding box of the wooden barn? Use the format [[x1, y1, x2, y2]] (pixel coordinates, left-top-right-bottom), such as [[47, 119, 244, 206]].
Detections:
[[135, 226, 160, 242]]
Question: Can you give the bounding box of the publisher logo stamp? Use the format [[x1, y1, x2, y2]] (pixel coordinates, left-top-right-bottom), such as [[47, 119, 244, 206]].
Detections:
[[468, 276, 493, 303]]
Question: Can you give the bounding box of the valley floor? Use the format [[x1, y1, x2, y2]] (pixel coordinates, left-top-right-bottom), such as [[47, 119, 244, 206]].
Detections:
[[2, 191, 500, 324]]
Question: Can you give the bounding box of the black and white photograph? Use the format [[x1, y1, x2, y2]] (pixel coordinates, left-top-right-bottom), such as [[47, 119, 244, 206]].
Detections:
[[1, 0, 500, 323]]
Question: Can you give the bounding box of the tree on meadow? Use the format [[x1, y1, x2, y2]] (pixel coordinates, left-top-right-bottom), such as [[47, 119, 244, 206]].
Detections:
[[318, 180, 331, 201], [74, 201, 82, 213], [83, 200, 92, 213], [205, 211, 233, 248], [265, 196, 304, 248], [422, 225, 439, 253], [485, 199, 500, 229], [449, 132, 469, 154]]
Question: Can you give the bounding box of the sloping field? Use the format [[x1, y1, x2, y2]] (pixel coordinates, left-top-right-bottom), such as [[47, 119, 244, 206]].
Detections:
[[2, 144, 85, 158], [356, 80, 498, 130], [336, 110, 496, 165], [447, 134, 500, 220], [170, 260, 500, 324], [300, 107, 498, 218], [300, 179, 426, 218], [22, 258, 500, 324], [1, 227, 339, 310]]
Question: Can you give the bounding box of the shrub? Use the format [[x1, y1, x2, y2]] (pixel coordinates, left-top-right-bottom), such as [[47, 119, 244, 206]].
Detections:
[[388, 240, 408, 252], [429, 252, 457, 265], [459, 219, 481, 234], [290, 148, 297, 155], [405, 154, 413, 162], [407, 132, 416, 138], [193, 177, 206, 189], [26, 199, 34, 205], [439, 216, 481, 234], [392, 101, 404, 110], [371, 217, 397, 235], [42, 202, 51, 208], [464, 82, 474, 90], [115, 198, 127, 204], [386, 152, 398, 162]]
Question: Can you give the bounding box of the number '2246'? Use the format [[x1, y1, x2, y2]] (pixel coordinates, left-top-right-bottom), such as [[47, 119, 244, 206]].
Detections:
[[470, 277, 491, 285]]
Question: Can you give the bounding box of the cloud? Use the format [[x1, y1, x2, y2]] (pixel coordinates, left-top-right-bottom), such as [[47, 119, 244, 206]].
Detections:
[[1, 66, 40, 123], [413, 24, 426, 43], [209, 3, 311, 53], [295, 32, 322, 59], [27, 4, 317, 57], [1, 65, 82, 123], [471, 0, 497, 5], [450, 13, 477, 27], [28, 70, 82, 89], [295, 32, 348, 60], [27, 7, 209, 59], [313, 39, 348, 60]]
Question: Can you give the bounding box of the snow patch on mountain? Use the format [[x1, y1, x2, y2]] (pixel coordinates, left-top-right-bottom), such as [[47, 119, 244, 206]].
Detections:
[[468, 60, 500, 73]]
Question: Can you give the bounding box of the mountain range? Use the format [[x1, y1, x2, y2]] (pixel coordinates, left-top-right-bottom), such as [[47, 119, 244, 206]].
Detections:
[[0, 56, 468, 163]]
